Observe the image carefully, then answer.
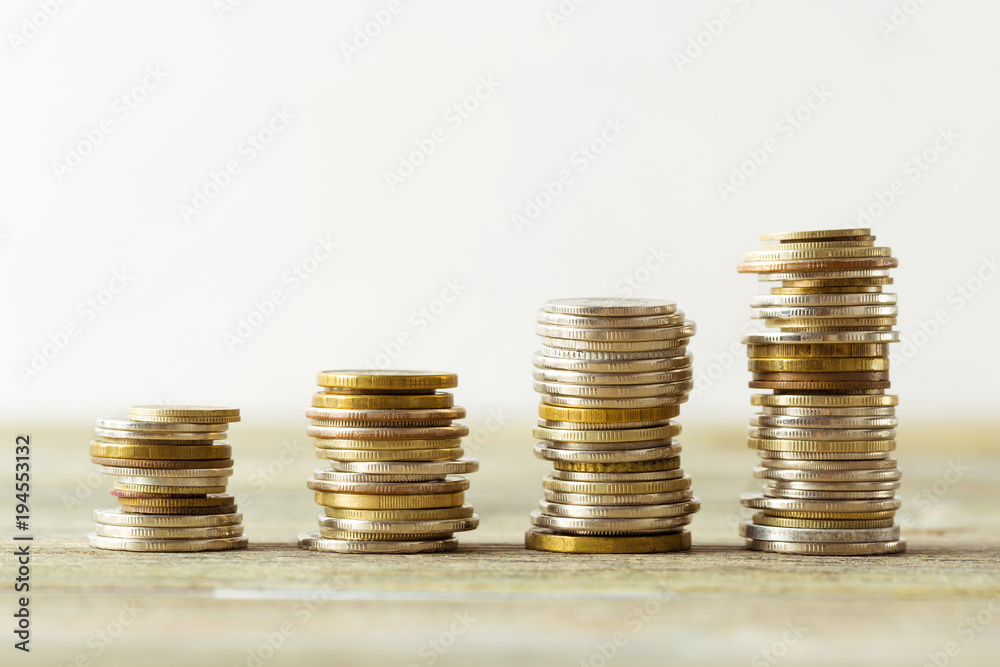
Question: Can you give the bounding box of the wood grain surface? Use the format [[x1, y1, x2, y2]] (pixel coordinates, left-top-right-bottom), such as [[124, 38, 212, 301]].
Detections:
[[4, 422, 1000, 666]]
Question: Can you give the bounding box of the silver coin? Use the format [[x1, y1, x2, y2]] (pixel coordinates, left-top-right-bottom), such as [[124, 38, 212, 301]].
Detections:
[[740, 521, 901, 543], [312, 468, 443, 482], [544, 489, 693, 506], [756, 457, 898, 471], [532, 367, 693, 386], [750, 294, 897, 307], [93, 524, 245, 540], [537, 311, 686, 328], [306, 475, 469, 494], [545, 439, 678, 452], [539, 498, 700, 519], [112, 476, 232, 487], [297, 532, 458, 553], [317, 515, 479, 535], [535, 380, 693, 398], [753, 466, 902, 482], [549, 468, 686, 482], [93, 427, 227, 441], [764, 479, 901, 492], [543, 298, 677, 316], [310, 419, 453, 428], [536, 322, 694, 342], [539, 394, 688, 408], [542, 475, 692, 496], [304, 407, 466, 421], [538, 336, 691, 352], [533, 352, 692, 374], [94, 418, 228, 433], [761, 406, 895, 417], [98, 466, 233, 478], [313, 437, 463, 450], [742, 332, 901, 344], [748, 427, 896, 441], [536, 419, 673, 431], [539, 346, 689, 360], [306, 425, 469, 440], [93, 507, 242, 527], [89, 534, 248, 552], [751, 305, 898, 319], [756, 450, 891, 461], [751, 415, 898, 429], [762, 486, 897, 500], [755, 269, 892, 281], [534, 442, 681, 463], [531, 511, 691, 535], [745, 538, 906, 555], [329, 458, 479, 476], [740, 493, 901, 512]]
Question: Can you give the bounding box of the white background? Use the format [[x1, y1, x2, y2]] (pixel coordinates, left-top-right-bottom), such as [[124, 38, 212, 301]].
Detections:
[[3, 0, 999, 425]]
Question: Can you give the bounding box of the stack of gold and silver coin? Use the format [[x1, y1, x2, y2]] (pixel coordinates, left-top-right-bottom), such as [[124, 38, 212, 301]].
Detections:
[[525, 298, 700, 554], [88, 405, 247, 552], [298, 371, 479, 554], [737, 228, 904, 555]]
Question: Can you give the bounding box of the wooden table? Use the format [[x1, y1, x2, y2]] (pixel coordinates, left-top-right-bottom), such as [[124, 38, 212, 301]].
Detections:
[[6, 423, 1000, 666]]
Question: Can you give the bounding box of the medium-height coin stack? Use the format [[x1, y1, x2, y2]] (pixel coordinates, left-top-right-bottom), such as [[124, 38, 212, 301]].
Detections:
[[88, 405, 247, 552], [737, 228, 904, 556], [525, 298, 700, 554], [298, 370, 479, 554]]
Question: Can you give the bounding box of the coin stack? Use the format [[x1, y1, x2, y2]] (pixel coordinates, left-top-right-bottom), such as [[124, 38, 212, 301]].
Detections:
[[88, 405, 247, 552], [298, 371, 479, 554], [736, 228, 904, 555], [524, 298, 700, 554]]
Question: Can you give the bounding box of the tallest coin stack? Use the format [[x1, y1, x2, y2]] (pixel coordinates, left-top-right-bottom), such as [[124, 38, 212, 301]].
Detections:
[[737, 228, 904, 555]]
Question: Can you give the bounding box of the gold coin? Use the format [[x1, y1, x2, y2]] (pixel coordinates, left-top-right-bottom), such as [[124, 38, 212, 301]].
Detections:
[[306, 425, 468, 440], [312, 392, 454, 409], [779, 277, 894, 287], [121, 503, 238, 515], [524, 528, 690, 553], [113, 483, 227, 495], [306, 476, 468, 495], [537, 404, 680, 423], [315, 370, 457, 391], [314, 491, 464, 509], [758, 509, 896, 520], [744, 247, 891, 262], [764, 240, 875, 250], [305, 406, 464, 422], [127, 405, 240, 423], [116, 494, 234, 508], [748, 438, 895, 452], [751, 394, 897, 407], [771, 286, 885, 294], [759, 228, 872, 241], [315, 448, 464, 462], [323, 505, 475, 521], [89, 442, 232, 460], [751, 513, 894, 529], [552, 458, 681, 474], [748, 358, 889, 373], [739, 258, 899, 273], [746, 344, 889, 358], [312, 438, 463, 451]]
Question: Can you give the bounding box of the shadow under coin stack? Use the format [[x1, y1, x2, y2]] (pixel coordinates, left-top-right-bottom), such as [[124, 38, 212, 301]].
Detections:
[[298, 371, 479, 554], [525, 298, 700, 554], [737, 228, 904, 555], [88, 406, 246, 552]]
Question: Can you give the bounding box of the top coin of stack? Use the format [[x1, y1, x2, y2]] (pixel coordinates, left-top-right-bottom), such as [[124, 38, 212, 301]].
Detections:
[[298, 370, 479, 554], [525, 298, 700, 554], [737, 228, 904, 555], [88, 405, 247, 552]]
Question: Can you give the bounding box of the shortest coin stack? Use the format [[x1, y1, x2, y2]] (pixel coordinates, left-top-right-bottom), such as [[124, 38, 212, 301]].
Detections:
[[88, 405, 247, 552], [298, 371, 479, 554]]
